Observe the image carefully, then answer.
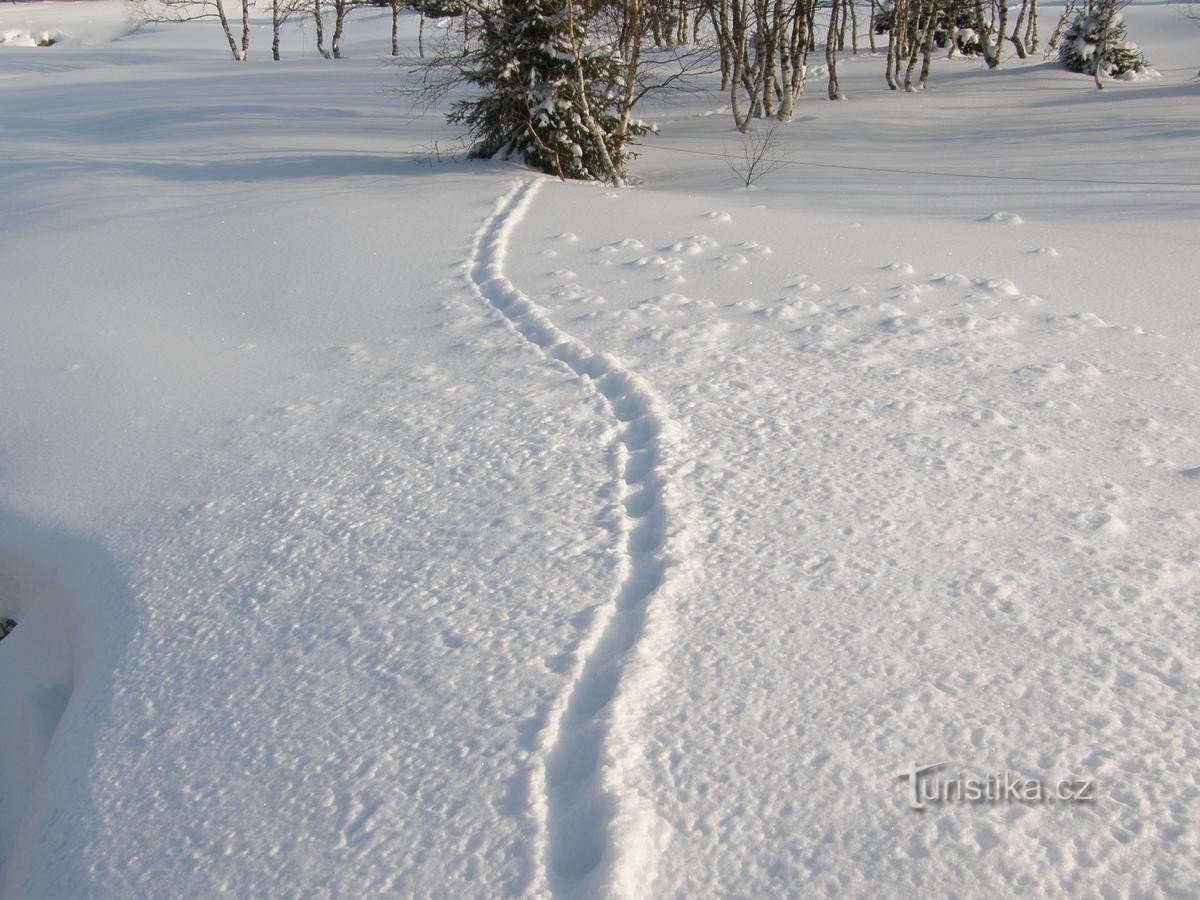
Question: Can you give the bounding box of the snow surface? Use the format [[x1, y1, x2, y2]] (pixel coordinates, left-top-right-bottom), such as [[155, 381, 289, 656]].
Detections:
[[1, 2, 1198, 897]]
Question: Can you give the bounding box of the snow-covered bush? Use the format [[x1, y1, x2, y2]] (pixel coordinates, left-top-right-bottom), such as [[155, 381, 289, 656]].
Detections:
[[1059, 11, 1150, 77], [0, 618, 14, 641], [448, 0, 645, 183], [952, 26, 983, 55]]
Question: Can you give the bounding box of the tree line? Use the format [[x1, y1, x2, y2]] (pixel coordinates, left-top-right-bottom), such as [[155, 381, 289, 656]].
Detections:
[[128, 0, 1156, 183]]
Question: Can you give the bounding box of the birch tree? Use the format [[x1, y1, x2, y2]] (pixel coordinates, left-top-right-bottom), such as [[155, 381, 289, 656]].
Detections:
[[130, 0, 251, 61]]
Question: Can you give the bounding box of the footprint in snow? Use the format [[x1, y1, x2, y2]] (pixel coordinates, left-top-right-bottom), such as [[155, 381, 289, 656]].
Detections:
[[738, 240, 772, 256], [597, 238, 645, 255], [667, 235, 719, 255], [973, 277, 1021, 297], [983, 211, 1024, 225]]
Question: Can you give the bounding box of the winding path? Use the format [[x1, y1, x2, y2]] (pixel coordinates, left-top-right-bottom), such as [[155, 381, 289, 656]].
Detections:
[[466, 179, 690, 898]]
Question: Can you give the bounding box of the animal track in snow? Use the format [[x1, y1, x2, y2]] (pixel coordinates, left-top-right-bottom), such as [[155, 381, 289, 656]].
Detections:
[[466, 179, 690, 896]]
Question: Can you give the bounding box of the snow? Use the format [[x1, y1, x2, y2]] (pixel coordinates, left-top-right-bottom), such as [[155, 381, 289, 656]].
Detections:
[[1, 1, 1198, 897]]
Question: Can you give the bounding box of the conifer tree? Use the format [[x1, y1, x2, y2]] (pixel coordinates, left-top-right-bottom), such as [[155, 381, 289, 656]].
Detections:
[[448, 0, 645, 183]]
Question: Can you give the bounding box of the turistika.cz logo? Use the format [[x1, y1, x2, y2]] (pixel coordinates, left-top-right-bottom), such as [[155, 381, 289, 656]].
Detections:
[[897, 762, 1096, 810]]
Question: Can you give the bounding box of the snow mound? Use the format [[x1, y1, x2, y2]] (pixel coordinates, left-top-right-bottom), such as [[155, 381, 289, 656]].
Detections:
[[983, 211, 1024, 225], [0, 29, 64, 47]]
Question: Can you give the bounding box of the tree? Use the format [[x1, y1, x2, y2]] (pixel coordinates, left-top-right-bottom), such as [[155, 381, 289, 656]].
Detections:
[[1008, 0, 1037, 57], [130, 0, 251, 61], [709, 0, 822, 128], [446, 0, 646, 183], [1188, 1, 1200, 77], [1058, 0, 1150, 87], [271, 0, 309, 60]]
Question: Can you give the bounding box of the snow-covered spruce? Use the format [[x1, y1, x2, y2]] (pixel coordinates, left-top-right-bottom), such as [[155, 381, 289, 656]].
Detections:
[[1060, 11, 1150, 78], [448, 0, 645, 184]]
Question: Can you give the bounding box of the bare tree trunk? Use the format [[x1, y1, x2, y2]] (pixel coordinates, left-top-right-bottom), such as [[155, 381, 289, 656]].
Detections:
[[906, 0, 938, 88], [332, 0, 346, 58], [272, 0, 282, 59], [565, 0, 625, 184], [903, 0, 925, 88], [849, 0, 860, 53], [777, 0, 812, 118], [826, 0, 842, 97], [214, 0, 245, 60], [1009, 0, 1028, 57], [1025, 0, 1038, 51], [729, 5, 752, 130], [1046, 0, 1077, 50], [759, 1, 778, 118], [885, 0, 907, 87], [240, 0, 250, 60], [314, 0, 331, 58], [919, 0, 938, 85], [719, 0, 757, 130], [868, 0, 877, 51], [1092, 0, 1114, 88], [718, 0, 732, 88], [613, 0, 645, 148], [977, 0, 1006, 67], [391, 0, 400, 56], [991, 0, 1008, 65], [945, 0, 959, 57]]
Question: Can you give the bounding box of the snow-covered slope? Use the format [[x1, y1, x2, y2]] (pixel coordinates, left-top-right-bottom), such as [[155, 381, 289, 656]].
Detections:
[[1, 2, 1197, 897]]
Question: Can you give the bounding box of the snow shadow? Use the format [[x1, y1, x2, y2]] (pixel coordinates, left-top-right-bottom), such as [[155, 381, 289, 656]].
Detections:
[[0, 507, 134, 896]]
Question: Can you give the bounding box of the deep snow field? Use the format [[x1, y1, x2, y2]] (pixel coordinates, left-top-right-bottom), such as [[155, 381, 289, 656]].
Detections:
[[1, 1, 1198, 897]]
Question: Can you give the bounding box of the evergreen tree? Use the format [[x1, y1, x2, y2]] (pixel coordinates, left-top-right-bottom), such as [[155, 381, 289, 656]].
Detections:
[[448, 0, 645, 183], [1059, 7, 1149, 78]]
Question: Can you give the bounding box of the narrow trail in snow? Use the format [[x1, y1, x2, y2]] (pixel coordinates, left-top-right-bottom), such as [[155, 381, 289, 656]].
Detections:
[[466, 179, 689, 898]]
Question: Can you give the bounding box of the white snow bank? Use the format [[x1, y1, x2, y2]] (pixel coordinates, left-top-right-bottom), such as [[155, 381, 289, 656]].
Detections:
[[0, 510, 131, 891], [0, 29, 65, 48]]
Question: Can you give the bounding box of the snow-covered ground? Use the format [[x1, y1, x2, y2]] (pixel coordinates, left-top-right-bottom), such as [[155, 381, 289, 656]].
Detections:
[[1, 2, 1197, 897]]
